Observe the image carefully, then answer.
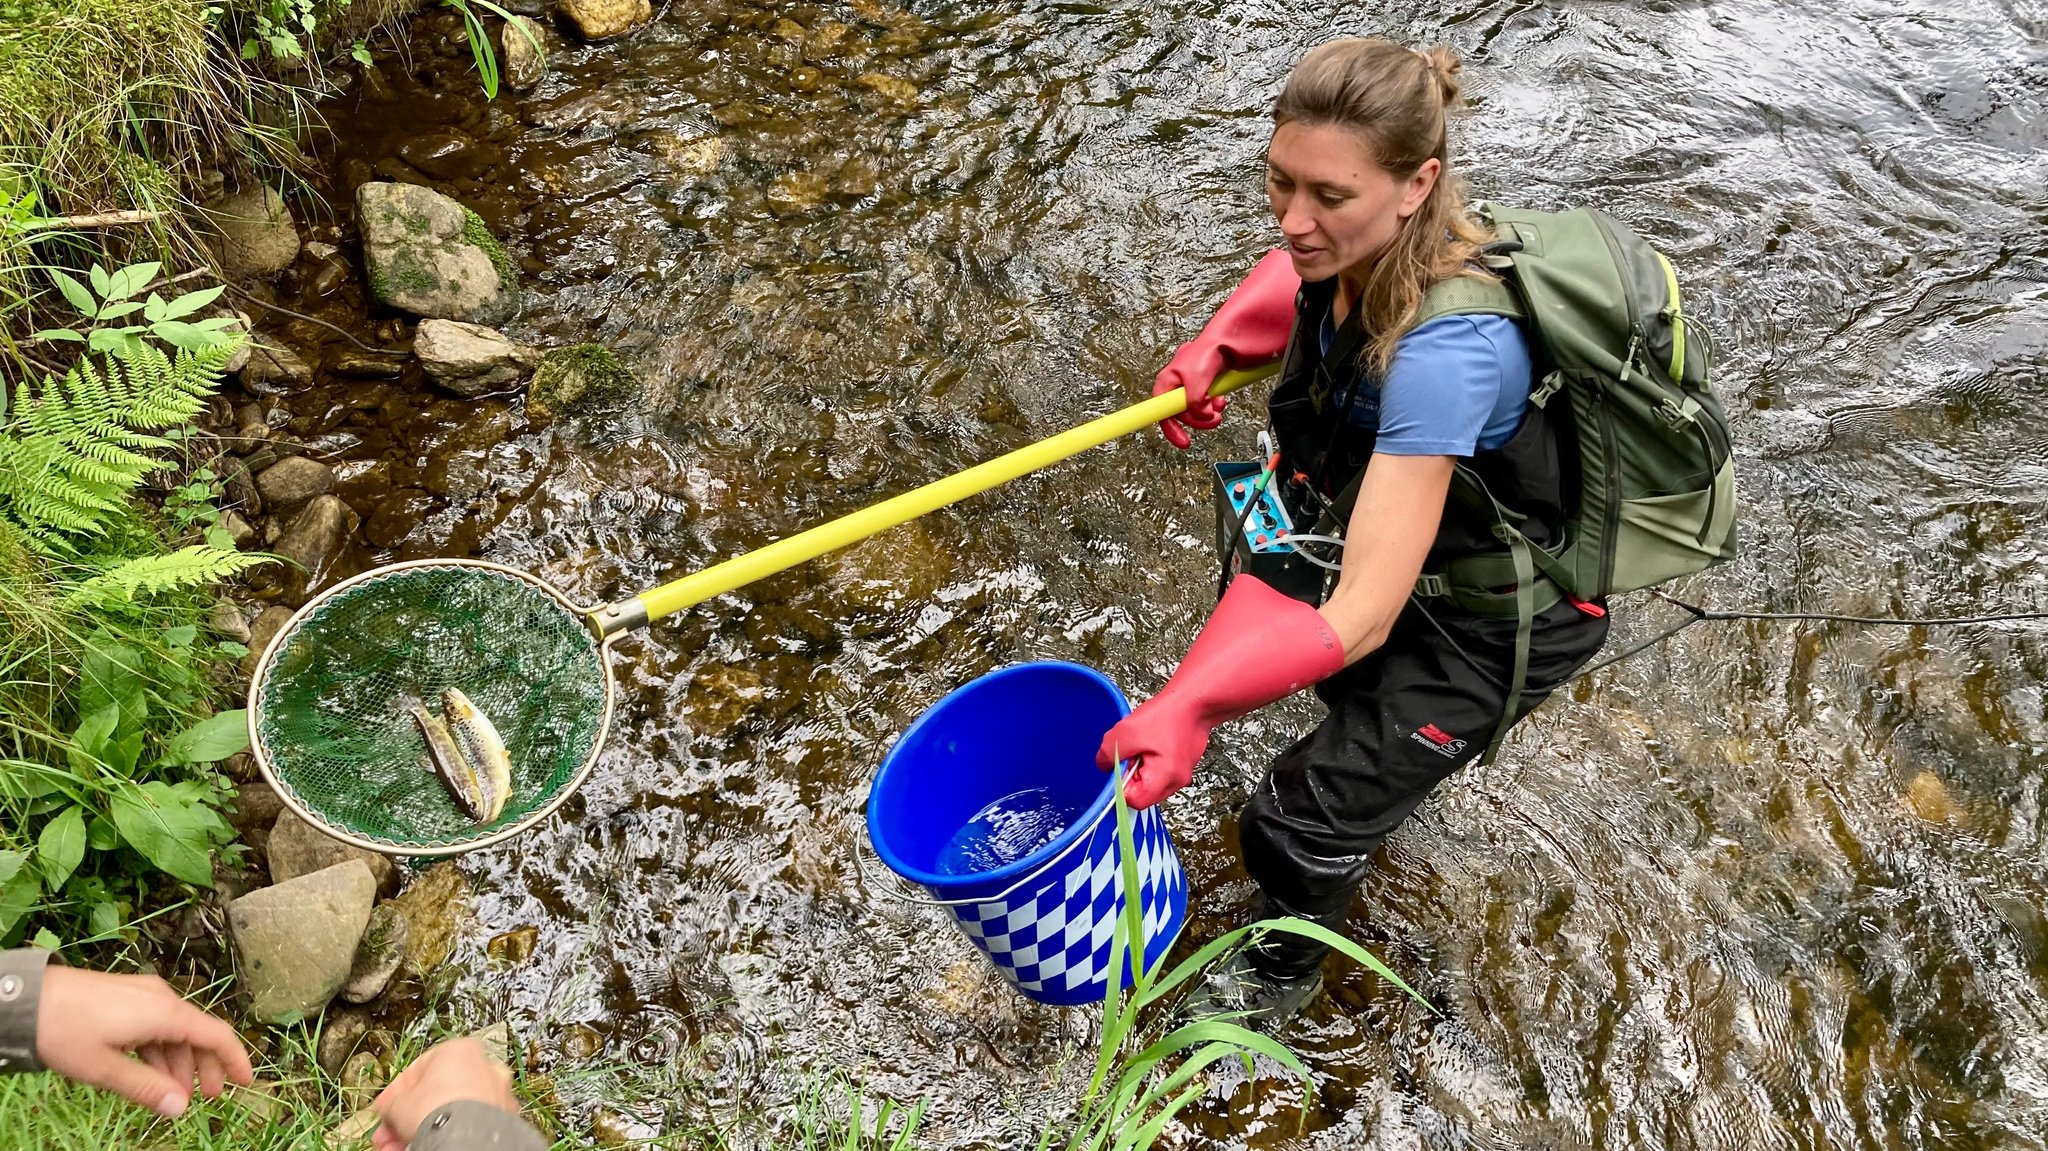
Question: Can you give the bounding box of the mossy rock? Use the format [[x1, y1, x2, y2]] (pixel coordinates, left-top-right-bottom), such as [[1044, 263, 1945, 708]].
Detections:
[[357, 182, 519, 325], [526, 344, 643, 421]]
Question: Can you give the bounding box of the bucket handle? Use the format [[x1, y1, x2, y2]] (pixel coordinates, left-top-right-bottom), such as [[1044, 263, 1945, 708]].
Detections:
[[855, 770, 1126, 909]]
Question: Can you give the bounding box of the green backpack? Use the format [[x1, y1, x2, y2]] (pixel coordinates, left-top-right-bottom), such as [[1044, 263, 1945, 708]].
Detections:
[[1409, 203, 1739, 757]]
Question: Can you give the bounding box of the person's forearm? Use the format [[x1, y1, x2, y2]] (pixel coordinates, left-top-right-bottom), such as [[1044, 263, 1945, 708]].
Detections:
[[1316, 453, 1453, 663]]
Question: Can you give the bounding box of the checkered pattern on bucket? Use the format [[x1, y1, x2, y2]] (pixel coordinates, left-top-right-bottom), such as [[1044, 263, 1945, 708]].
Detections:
[[946, 805, 1187, 1008]]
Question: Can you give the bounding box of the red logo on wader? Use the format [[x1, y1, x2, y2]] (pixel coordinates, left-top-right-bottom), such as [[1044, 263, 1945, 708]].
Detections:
[[1411, 723, 1468, 758]]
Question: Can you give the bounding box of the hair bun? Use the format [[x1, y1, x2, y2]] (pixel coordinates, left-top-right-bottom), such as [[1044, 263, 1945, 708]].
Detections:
[[1420, 45, 1464, 106]]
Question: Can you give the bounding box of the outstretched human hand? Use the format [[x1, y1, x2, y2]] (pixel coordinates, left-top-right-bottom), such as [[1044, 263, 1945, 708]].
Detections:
[[35, 966, 254, 1117], [371, 1036, 522, 1151]]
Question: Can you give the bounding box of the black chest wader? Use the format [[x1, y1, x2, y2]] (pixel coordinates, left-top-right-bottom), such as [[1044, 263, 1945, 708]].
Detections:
[[1231, 275, 1611, 981]]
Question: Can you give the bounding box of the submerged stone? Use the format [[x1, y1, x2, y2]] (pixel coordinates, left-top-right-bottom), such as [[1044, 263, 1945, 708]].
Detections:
[[390, 861, 470, 978], [503, 16, 547, 91], [357, 182, 519, 326], [526, 343, 642, 421]]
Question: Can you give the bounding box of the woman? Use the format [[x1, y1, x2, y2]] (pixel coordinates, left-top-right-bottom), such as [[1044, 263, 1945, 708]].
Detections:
[[1096, 39, 1609, 1022]]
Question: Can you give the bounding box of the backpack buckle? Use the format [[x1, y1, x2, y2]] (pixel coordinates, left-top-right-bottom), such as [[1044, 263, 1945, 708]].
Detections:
[[1414, 573, 1448, 598], [1530, 371, 1566, 408], [1658, 398, 1692, 428]]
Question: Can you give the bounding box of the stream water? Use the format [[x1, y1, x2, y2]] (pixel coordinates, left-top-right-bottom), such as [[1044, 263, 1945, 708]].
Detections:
[[293, 0, 2048, 1145]]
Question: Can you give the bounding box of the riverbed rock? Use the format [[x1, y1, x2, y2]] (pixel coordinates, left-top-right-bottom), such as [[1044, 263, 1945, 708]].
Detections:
[[338, 1051, 386, 1110], [222, 509, 258, 548], [390, 862, 469, 978], [559, 0, 648, 40], [272, 495, 359, 606], [326, 1108, 379, 1150], [228, 859, 377, 1025], [242, 606, 294, 678], [526, 343, 641, 421], [203, 187, 300, 280], [469, 1020, 513, 1066], [396, 131, 490, 182], [503, 16, 547, 90], [240, 342, 315, 393], [415, 319, 540, 396], [357, 182, 518, 326], [316, 1005, 376, 1074], [342, 904, 409, 1003], [209, 600, 252, 644], [255, 456, 334, 514], [487, 925, 538, 966], [267, 809, 398, 896], [228, 780, 286, 857]]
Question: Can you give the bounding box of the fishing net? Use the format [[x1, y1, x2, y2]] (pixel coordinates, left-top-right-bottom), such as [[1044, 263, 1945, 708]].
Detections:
[[250, 561, 612, 854]]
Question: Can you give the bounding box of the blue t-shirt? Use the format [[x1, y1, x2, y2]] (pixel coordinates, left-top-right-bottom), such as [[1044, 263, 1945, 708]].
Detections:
[[1318, 311, 1533, 455]]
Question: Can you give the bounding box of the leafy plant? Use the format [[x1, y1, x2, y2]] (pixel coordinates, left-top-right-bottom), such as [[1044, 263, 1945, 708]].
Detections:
[[444, 0, 539, 100], [1043, 783, 1434, 1149], [33, 260, 239, 356]]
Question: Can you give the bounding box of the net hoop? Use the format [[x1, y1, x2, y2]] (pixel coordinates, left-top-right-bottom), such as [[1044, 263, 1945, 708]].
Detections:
[[245, 558, 618, 857]]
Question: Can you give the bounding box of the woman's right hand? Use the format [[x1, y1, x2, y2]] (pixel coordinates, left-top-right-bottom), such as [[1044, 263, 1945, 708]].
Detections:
[[1149, 250, 1302, 449], [1152, 345, 1231, 450], [371, 1037, 521, 1151]]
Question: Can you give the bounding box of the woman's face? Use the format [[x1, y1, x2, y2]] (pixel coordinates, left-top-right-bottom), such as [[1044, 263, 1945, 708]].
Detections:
[[1266, 120, 1440, 285]]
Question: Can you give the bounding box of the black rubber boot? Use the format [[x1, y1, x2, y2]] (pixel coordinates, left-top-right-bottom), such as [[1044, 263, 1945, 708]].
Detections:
[[1185, 897, 1346, 1029]]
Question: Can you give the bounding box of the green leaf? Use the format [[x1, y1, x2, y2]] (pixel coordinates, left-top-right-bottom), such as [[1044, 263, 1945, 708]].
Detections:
[[164, 710, 249, 765], [32, 327, 84, 343], [87, 328, 127, 355], [159, 285, 223, 320], [32, 928, 59, 952], [110, 782, 219, 886], [163, 624, 198, 649], [88, 263, 111, 299], [87, 898, 121, 939], [242, 37, 260, 59], [0, 870, 39, 941], [86, 817, 118, 852], [53, 270, 96, 316], [107, 730, 144, 776], [69, 702, 122, 771], [151, 320, 231, 351], [38, 808, 85, 893], [96, 300, 143, 320], [105, 262, 160, 302], [0, 849, 23, 885], [81, 644, 147, 732], [351, 40, 373, 66]]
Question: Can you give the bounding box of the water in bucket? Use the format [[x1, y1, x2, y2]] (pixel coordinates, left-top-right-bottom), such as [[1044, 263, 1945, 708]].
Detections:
[[935, 786, 1083, 876]]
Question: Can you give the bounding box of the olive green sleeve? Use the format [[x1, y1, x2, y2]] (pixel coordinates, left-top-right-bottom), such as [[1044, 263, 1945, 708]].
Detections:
[[0, 948, 56, 1075], [407, 1100, 549, 1151]]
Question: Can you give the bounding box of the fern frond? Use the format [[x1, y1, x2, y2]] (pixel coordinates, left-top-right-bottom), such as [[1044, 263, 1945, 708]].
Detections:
[[0, 344, 233, 544], [61, 546, 271, 605]]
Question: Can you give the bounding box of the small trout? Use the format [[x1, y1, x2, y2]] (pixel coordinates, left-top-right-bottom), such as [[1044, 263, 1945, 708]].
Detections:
[[441, 688, 512, 823], [411, 703, 488, 821]]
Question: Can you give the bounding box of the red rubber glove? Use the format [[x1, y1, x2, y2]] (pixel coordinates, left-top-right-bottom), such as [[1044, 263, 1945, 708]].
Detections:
[[1153, 250, 1302, 449], [1097, 576, 1347, 808]]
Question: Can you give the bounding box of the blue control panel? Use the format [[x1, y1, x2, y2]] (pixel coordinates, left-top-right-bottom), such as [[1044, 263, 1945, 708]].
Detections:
[[1220, 465, 1299, 554]]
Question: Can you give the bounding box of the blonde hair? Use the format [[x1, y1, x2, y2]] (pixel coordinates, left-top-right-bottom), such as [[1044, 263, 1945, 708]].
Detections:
[[1273, 39, 1492, 375]]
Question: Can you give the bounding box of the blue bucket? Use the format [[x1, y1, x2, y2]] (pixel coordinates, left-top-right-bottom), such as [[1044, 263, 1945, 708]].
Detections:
[[863, 661, 1188, 1008]]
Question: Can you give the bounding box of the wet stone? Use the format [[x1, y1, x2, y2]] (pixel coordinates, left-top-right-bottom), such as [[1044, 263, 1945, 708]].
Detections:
[[556, 1022, 604, 1061], [397, 132, 490, 182], [327, 350, 406, 379], [222, 460, 261, 517], [857, 71, 918, 106], [415, 318, 541, 396], [684, 663, 766, 730], [526, 343, 641, 421], [316, 1005, 376, 1074], [469, 1020, 513, 1066], [242, 606, 295, 678], [390, 862, 469, 978], [203, 187, 300, 280], [365, 488, 433, 550], [503, 16, 547, 91], [768, 171, 830, 212], [267, 808, 399, 897], [487, 924, 539, 966], [270, 495, 359, 606], [559, 0, 650, 41], [241, 343, 316, 393], [229, 860, 377, 1025], [343, 904, 410, 1004], [228, 781, 286, 858], [255, 456, 334, 514], [209, 600, 252, 643]]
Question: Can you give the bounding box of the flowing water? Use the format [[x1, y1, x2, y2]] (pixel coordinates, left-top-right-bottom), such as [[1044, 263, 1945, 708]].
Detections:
[[297, 0, 2048, 1145]]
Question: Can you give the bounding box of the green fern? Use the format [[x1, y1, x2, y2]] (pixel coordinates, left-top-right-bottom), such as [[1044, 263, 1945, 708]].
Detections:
[[0, 341, 238, 549], [61, 545, 269, 606]]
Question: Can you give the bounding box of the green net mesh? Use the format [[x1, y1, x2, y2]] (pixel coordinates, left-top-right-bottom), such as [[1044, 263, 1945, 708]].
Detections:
[[252, 563, 611, 852]]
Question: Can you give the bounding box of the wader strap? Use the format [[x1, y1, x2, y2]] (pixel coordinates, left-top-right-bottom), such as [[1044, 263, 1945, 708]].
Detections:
[[1481, 525, 1538, 765]]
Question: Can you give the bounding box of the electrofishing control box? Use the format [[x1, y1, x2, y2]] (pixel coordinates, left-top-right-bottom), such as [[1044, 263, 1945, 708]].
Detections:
[[1212, 461, 1327, 606]]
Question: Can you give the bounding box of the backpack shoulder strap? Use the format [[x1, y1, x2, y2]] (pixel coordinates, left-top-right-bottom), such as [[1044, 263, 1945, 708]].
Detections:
[[1416, 272, 1524, 326]]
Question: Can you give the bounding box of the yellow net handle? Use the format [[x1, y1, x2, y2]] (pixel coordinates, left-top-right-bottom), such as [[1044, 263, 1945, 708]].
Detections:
[[629, 364, 1281, 625]]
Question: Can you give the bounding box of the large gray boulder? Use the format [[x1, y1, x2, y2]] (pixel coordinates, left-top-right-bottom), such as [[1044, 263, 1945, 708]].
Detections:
[[228, 860, 377, 1025], [414, 319, 540, 397], [357, 183, 518, 326], [254, 457, 334, 515], [203, 187, 300, 279], [271, 494, 358, 607]]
